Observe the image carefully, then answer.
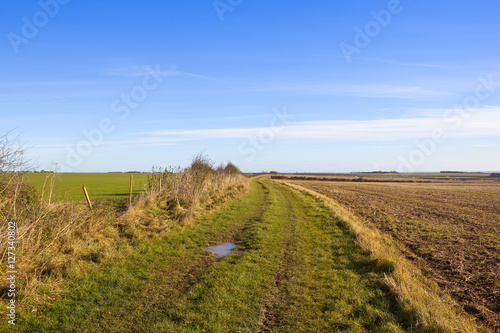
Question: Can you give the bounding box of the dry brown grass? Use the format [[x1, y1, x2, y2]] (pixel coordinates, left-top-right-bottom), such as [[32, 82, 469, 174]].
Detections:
[[279, 179, 479, 333], [0, 176, 98, 307]]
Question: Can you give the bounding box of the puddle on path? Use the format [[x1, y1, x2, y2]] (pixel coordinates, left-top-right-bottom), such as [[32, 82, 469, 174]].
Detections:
[[205, 243, 236, 258]]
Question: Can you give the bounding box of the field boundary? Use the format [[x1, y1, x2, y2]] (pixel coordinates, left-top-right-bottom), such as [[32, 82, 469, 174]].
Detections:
[[275, 180, 479, 333]]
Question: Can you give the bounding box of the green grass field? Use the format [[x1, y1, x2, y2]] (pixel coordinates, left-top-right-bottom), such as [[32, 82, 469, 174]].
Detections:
[[25, 173, 152, 201]]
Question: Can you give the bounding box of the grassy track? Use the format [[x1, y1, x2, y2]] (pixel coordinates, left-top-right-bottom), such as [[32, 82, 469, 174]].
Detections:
[[289, 179, 494, 331], [12, 180, 446, 332]]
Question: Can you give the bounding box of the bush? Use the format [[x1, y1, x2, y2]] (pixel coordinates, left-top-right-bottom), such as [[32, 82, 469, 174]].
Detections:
[[223, 162, 242, 175], [143, 153, 248, 220]]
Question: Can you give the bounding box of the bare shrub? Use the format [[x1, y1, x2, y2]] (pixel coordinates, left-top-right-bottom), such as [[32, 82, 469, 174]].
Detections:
[[140, 153, 248, 223], [222, 162, 242, 175], [0, 133, 26, 173]]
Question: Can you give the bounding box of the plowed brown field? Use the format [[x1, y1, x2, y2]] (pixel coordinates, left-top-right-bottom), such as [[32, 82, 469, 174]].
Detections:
[[288, 177, 500, 332]]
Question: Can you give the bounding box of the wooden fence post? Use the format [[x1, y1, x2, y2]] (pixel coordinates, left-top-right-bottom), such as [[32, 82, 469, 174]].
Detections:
[[129, 175, 133, 208], [82, 186, 92, 210]]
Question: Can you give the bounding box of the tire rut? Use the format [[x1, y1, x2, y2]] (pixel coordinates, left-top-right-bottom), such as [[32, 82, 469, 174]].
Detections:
[[260, 183, 298, 332]]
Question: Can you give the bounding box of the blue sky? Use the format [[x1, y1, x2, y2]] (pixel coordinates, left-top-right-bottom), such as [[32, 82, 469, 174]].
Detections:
[[1, 0, 500, 172]]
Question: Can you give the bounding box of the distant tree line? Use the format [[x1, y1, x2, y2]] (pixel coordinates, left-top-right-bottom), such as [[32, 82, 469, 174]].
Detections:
[[270, 175, 426, 183]]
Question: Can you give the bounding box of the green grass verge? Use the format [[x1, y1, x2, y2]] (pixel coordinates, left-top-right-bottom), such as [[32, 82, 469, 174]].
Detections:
[[6, 180, 444, 332]]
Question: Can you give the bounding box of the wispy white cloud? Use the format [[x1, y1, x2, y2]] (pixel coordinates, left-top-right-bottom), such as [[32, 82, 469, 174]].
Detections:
[[142, 107, 500, 142], [356, 56, 463, 69], [256, 82, 452, 99], [34, 138, 187, 149], [467, 144, 499, 148], [0, 80, 108, 87], [139, 113, 271, 124], [0, 92, 92, 101], [106, 65, 221, 82]]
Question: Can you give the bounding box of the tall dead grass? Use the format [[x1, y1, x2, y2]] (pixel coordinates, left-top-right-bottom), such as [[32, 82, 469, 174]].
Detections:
[[0, 174, 110, 306]]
